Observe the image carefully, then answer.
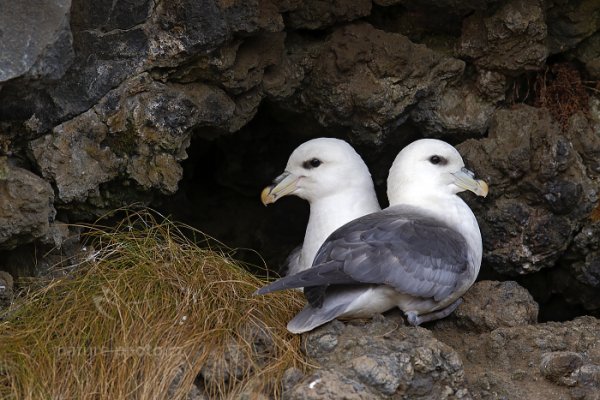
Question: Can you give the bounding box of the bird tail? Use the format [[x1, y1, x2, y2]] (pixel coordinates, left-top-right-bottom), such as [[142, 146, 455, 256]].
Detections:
[[286, 301, 349, 334], [285, 286, 374, 333]]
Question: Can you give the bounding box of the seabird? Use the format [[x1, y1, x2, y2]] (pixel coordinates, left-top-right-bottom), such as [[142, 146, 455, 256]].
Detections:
[[257, 139, 488, 333], [261, 138, 380, 276]]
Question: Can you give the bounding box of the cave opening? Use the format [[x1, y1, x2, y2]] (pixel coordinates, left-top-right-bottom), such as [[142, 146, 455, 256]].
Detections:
[[157, 99, 425, 274]]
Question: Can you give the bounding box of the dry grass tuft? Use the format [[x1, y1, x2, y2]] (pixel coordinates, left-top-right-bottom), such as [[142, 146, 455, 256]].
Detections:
[[0, 209, 308, 399], [509, 62, 599, 130], [533, 62, 590, 129], [591, 203, 600, 222]]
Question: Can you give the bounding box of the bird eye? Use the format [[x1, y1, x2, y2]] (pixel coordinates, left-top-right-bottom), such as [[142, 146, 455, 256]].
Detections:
[[303, 158, 322, 169], [429, 155, 443, 165]]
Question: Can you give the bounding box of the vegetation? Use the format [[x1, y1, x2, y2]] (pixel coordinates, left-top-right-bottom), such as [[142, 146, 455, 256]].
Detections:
[[0, 209, 308, 399]]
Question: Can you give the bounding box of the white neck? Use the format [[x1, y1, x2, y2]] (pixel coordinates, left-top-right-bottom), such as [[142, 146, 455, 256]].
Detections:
[[300, 188, 380, 271]]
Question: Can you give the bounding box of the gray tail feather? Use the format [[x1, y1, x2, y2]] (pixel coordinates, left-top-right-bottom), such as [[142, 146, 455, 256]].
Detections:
[[286, 302, 349, 334]]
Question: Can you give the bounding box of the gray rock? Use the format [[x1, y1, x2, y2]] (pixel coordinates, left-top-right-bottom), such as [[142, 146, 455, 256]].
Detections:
[[286, 369, 374, 400], [435, 281, 539, 333], [0, 0, 73, 82], [0, 271, 14, 308], [474, 70, 507, 103], [554, 221, 600, 311], [457, 105, 598, 276], [152, 30, 290, 133], [0, 158, 55, 249], [457, 0, 547, 74], [291, 22, 465, 142], [575, 33, 600, 79], [29, 73, 236, 215], [148, 0, 283, 67], [434, 316, 600, 400], [282, 367, 306, 393], [167, 366, 207, 400], [29, 108, 120, 203], [566, 110, 600, 179], [285, 0, 372, 30], [570, 364, 600, 400], [391, 0, 503, 12], [0, 0, 284, 134], [410, 81, 498, 139], [200, 343, 251, 391], [0, 6, 150, 133], [287, 319, 470, 399], [540, 351, 584, 386], [547, 0, 600, 54]]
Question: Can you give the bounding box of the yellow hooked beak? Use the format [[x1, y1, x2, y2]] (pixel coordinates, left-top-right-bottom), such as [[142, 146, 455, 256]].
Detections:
[[451, 167, 489, 197], [260, 171, 301, 206]]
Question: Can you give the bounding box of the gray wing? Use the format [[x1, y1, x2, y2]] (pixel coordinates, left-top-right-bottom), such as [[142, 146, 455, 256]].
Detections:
[[256, 205, 471, 307]]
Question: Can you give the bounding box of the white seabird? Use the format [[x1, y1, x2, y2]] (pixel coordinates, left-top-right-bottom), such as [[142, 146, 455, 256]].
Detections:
[[261, 137, 380, 276], [257, 139, 489, 333]]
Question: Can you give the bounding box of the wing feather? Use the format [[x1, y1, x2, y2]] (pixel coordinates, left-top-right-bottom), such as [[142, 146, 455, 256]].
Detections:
[[256, 205, 472, 306]]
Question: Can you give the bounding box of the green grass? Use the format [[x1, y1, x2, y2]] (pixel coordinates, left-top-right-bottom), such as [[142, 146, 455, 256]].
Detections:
[[0, 209, 308, 399]]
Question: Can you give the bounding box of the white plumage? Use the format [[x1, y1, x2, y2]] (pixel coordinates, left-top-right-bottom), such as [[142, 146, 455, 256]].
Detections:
[[261, 137, 380, 275], [258, 139, 488, 333]]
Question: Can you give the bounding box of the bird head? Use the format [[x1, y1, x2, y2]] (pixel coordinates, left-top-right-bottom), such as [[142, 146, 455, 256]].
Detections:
[[261, 138, 375, 205], [386, 138, 488, 205]]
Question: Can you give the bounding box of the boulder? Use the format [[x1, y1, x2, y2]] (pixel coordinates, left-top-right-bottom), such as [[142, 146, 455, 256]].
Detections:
[[0, 158, 55, 249], [286, 318, 470, 399]]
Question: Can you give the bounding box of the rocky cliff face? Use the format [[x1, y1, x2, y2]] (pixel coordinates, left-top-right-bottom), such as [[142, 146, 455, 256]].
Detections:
[[1, 1, 599, 398], [0, 0, 599, 324]]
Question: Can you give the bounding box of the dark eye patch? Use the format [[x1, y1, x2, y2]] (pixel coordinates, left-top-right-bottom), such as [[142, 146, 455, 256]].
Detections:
[[429, 155, 447, 165], [303, 158, 322, 169]]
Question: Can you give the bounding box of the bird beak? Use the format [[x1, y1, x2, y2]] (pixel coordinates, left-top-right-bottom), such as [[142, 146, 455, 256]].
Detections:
[[260, 171, 301, 205], [451, 167, 489, 197]]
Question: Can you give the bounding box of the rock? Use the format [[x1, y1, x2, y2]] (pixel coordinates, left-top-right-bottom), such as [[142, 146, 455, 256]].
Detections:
[[570, 364, 600, 399], [40, 221, 71, 249], [291, 22, 465, 142], [0, 158, 55, 249], [200, 342, 251, 391], [0, 0, 151, 133], [555, 222, 600, 310], [0, 271, 14, 308], [457, 0, 547, 74], [474, 70, 507, 103], [29, 108, 120, 204], [391, 0, 502, 12], [0, 0, 73, 82], [282, 367, 305, 392], [436, 281, 539, 333], [286, 369, 376, 400], [29, 73, 235, 216], [566, 111, 600, 178], [148, 0, 283, 67], [284, 0, 372, 30], [0, 0, 284, 134], [167, 366, 207, 400], [286, 319, 470, 399], [434, 316, 600, 400], [410, 81, 498, 139], [546, 0, 600, 54], [457, 105, 598, 276], [540, 351, 584, 386], [575, 33, 600, 79]]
